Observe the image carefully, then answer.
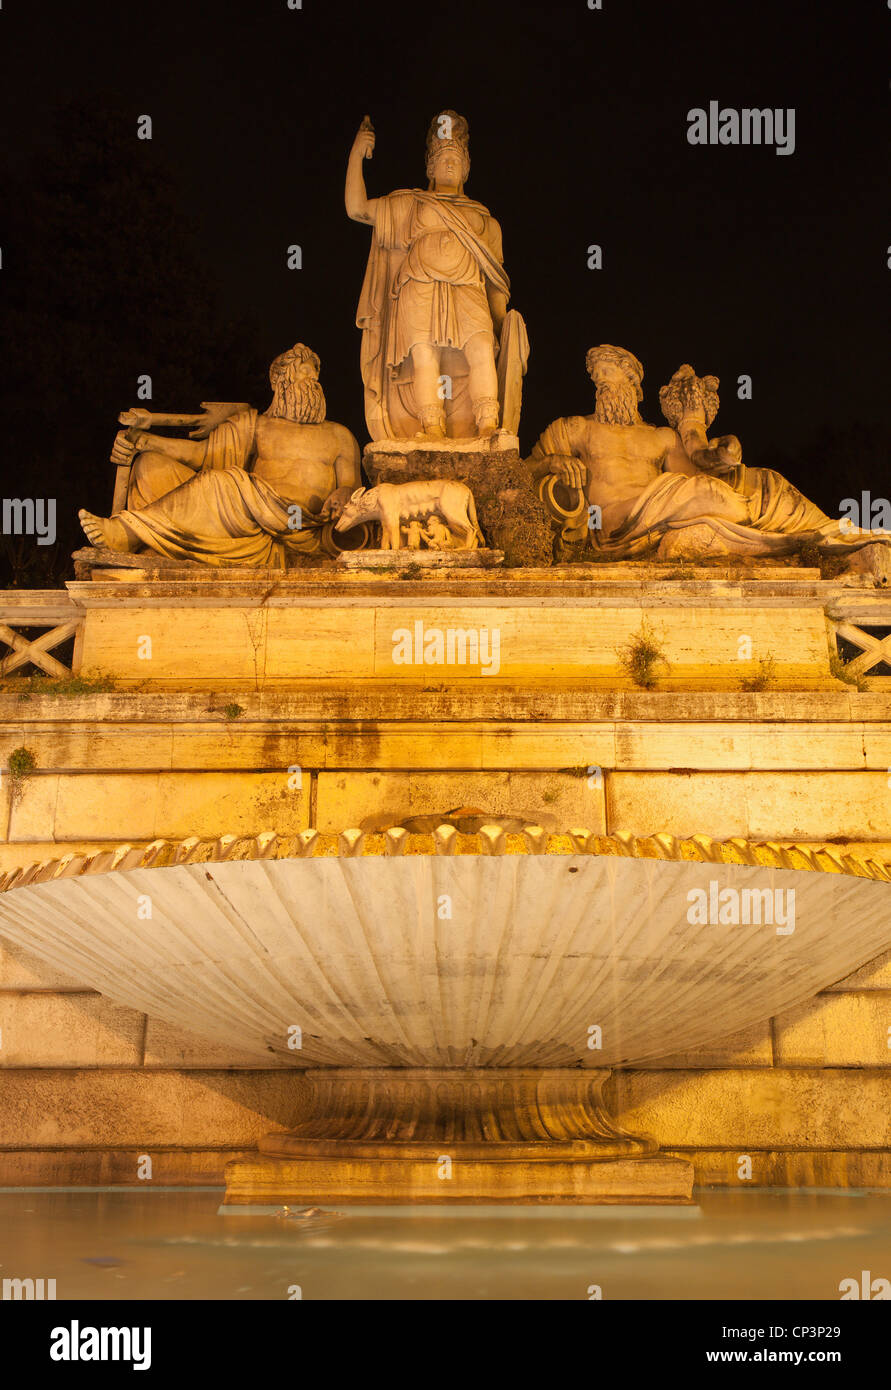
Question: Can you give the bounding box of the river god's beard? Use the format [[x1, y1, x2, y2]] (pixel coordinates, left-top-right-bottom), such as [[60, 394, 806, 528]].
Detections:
[[593, 381, 641, 426], [265, 376, 326, 425]]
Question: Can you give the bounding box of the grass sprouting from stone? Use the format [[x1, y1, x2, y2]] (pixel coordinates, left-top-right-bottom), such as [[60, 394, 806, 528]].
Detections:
[[829, 651, 870, 692], [2, 671, 118, 700], [7, 745, 37, 806], [617, 619, 668, 690], [741, 654, 778, 692]]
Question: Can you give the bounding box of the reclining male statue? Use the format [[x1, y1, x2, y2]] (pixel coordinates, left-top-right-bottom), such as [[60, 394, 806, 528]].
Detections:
[[530, 345, 889, 569], [79, 344, 361, 568]]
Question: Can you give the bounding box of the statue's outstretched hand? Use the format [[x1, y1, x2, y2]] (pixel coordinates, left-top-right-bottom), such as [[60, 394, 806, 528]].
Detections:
[[118, 408, 153, 431]]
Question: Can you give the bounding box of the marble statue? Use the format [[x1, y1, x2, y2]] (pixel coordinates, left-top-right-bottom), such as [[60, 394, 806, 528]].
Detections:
[[531, 346, 890, 563], [346, 111, 529, 444], [334, 479, 484, 551], [79, 345, 362, 567]]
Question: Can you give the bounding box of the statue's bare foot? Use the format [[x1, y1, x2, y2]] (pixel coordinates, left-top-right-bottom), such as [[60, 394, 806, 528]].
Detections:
[[78, 509, 138, 552]]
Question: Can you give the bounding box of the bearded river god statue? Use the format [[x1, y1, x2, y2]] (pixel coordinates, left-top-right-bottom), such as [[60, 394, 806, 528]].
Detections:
[[346, 111, 529, 445], [78, 345, 367, 567], [530, 346, 891, 569]]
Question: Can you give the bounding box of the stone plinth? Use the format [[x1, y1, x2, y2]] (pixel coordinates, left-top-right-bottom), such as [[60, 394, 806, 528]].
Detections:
[[224, 1068, 694, 1205], [46, 567, 891, 689], [366, 432, 519, 457], [336, 547, 504, 570]]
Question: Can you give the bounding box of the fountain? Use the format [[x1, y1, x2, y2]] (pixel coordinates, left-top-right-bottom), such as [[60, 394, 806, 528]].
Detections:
[[3, 108, 890, 1206]]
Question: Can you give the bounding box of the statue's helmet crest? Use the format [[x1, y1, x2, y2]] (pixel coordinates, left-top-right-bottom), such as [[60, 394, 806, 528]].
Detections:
[[426, 110, 471, 188]]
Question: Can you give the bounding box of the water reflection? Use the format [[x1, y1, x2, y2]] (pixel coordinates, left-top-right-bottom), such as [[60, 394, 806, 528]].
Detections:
[[0, 1190, 888, 1300]]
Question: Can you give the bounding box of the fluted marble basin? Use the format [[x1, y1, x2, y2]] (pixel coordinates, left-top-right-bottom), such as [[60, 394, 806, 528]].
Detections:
[[0, 829, 888, 1069]]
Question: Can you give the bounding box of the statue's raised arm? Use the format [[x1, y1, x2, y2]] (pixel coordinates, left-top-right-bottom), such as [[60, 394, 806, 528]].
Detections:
[[345, 115, 378, 225], [658, 364, 742, 475]]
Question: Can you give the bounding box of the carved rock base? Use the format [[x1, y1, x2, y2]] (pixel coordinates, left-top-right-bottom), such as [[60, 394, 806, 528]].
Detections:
[[655, 525, 738, 561], [223, 1069, 694, 1205], [362, 449, 554, 568]]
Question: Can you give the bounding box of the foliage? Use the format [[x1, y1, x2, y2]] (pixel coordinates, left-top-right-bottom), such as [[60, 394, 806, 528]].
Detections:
[[740, 654, 777, 692], [2, 671, 118, 699], [6, 746, 37, 806], [829, 651, 869, 692], [617, 618, 668, 689]]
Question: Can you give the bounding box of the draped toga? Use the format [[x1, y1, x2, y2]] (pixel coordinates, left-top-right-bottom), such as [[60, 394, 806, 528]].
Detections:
[[357, 189, 509, 440]]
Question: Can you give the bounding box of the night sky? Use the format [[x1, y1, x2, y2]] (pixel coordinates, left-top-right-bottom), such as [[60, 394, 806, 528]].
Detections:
[[1, 0, 888, 575]]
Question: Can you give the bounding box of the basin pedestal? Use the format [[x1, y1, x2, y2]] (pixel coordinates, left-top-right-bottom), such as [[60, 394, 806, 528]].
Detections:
[[223, 1068, 694, 1205]]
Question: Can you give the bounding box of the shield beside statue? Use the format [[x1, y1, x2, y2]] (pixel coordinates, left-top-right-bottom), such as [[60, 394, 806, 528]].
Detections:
[[495, 308, 530, 437]]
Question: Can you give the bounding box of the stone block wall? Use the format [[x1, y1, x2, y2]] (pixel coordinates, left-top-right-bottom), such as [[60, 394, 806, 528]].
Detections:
[[1, 570, 890, 1190]]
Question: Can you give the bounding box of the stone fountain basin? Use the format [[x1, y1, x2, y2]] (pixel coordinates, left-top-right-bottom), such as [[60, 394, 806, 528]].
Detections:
[[0, 841, 888, 1068]]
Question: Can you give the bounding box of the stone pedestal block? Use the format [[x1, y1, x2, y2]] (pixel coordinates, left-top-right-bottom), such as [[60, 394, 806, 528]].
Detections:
[[223, 1068, 695, 1205]]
